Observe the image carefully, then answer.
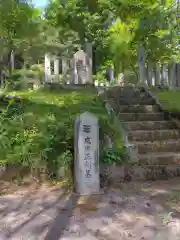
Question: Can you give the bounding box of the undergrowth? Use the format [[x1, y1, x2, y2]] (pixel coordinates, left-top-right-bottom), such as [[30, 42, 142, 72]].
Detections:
[[0, 87, 124, 182]]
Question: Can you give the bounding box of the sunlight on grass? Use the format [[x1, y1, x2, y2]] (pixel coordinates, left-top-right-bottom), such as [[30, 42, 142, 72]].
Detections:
[[155, 91, 180, 112]]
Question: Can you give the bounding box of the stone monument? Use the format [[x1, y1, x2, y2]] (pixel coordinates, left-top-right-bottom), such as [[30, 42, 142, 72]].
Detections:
[[54, 57, 59, 83], [74, 112, 100, 195], [45, 53, 52, 83], [62, 58, 68, 85], [71, 50, 92, 85]]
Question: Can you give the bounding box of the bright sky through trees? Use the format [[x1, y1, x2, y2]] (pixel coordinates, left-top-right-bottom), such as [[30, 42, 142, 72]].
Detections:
[[31, 0, 48, 8]]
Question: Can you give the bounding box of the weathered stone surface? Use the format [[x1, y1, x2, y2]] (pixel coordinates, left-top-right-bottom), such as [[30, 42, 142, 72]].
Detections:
[[135, 139, 180, 154], [103, 135, 113, 150], [119, 113, 164, 122], [100, 164, 180, 181], [138, 152, 180, 165], [54, 58, 59, 83], [100, 164, 125, 184], [62, 58, 69, 85], [71, 50, 92, 85], [125, 144, 138, 163], [128, 129, 180, 142], [44, 53, 52, 83], [118, 104, 159, 113], [74, 112, 100, 195], [117, 98, 155, 105], [106, 86, 155, 105], [126, 121, 176, 131], [105, 86, 180, 182]]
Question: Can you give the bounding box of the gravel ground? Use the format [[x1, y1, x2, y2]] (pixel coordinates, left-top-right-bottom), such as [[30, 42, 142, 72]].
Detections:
[[1, 179, 180, 240]]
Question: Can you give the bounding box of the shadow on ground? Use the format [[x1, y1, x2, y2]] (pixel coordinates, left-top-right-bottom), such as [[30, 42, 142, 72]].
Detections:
[[1, 179, 180, 239]]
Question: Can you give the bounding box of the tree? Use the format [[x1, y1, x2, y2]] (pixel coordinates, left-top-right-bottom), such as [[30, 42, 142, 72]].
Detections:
[[45, 0, 179, 80], [0, 0, 41, 73]]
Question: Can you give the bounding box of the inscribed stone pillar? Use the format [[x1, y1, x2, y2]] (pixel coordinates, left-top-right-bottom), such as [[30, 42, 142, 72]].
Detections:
[[70, 57, 78, 84], [85, 42, 93, 84], [74, 112, 100, 195], [73, 50, 88, 84], [62, 58, 68, 85], [45, 53, 52, 83], [54, 58, 59, 83]]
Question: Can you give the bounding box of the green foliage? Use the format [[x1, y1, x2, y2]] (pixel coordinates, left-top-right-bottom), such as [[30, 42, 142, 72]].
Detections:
[[5, 72, 24, 90], [30, 64, 44, 72], [94, 71, 106, 83], [0, 0, 42, 75], [5, 68, 43, 90], [0, 0, 179, 78], [100, 149, 124, 164], [0, 88, 124, 180], [44, 0, 179, 77]]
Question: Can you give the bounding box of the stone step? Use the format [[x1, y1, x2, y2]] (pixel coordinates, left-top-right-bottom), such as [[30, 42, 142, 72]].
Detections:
[[138, 152, 180, 165], [125, 121, 176, 131], [134, 140, 180, 154], [135, 165, 180, 181], [109, 97, 155, 105], [107, 86, 146, 95], [118, 98, 155, 105], [128, 129, 180, 141], [119, 113, 164, 122], [118, 104, 159, 113], [101, 163, 180, 182], [106, 86, 139, 96]]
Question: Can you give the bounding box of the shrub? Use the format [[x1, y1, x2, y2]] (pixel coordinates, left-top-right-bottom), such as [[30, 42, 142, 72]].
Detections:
[[0, 88, 125, 182], [5, 72, 26, 91]]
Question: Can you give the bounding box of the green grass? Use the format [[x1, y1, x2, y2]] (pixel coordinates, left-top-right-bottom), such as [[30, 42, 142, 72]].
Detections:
[[0, 87, 124, 181], [155, 91, 180, 112]]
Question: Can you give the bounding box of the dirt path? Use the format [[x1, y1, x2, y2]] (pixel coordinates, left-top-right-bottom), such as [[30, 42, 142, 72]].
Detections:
[[1, 179, 180, 239]]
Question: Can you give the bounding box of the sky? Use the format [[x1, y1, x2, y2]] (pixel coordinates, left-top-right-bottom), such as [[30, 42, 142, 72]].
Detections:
[[31, 0, 48, 8]]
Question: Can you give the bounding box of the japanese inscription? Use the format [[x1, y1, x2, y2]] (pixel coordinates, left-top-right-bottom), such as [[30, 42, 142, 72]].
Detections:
[[83, 124, 92, 179], [74, 112, 100, 195]]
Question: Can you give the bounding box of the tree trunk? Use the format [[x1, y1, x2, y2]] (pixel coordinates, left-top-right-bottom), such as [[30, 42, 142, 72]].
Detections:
[[161, 64, 168, 87], [147, 61, 153, 87], [85, 42, 93, 84], [155, 63, 161, 86], [10, 50, 15, 74], [138, 45, 146, 84], [168, 62, 176, 90]]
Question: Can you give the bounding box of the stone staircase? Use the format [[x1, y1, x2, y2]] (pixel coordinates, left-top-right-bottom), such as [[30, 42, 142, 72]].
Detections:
[[106, 86, 180, 180]]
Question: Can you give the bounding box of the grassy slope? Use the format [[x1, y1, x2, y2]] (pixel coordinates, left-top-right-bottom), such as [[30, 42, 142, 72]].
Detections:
[[155, 91, 180, 112], [0, 88, 124, 180]]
